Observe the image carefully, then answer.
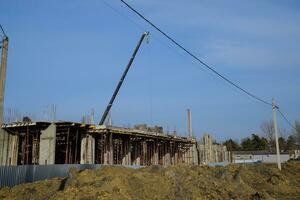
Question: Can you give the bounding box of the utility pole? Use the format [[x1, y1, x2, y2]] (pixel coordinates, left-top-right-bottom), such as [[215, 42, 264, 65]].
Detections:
[[272, 98, 281, 171], [187, 109, 192, 137], [0, 25, 8, 125]]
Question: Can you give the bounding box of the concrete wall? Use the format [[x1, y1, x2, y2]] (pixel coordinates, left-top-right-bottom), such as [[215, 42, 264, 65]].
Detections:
[[232, 154, 252, 161], [0, 128, 18, 166], [39, 124, 56, 165], [233, 153, 290, 163], [253, 154, 290, 163]]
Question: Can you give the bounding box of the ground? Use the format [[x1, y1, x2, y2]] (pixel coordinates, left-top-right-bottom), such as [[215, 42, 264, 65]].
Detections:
[[0, 162, 300, 200]]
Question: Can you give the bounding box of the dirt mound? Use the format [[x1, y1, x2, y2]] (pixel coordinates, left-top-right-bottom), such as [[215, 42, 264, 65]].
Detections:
[[1, 162, 300, 200]]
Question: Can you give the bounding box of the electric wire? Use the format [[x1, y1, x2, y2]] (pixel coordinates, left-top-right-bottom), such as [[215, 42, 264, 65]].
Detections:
[[101, 0, 184, 58], [120, 0, 273, 107], [119, 0, 300, 131], [277, 109, 297, 131], [0, 24, 7, 37], [105, 0, 296, 131]]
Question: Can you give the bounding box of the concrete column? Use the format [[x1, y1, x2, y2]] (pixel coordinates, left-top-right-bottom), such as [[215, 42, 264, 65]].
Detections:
[[188, 149, 191, 165], [122, 139, 129, 165], [39, 124, 56, 165], [150, 142, 154, 164], [109, 133, 113, 164], [0, 36, 8, 124], [0, 128, 7, 165], [0, 128, 18, 165], [135, 142, 140, 165], [103, 133, 113, 165], [142, 141, 147, 165], [154, 141, 159, 165], [80, 134, 95, 164], [183, 150, 186, 165], [174, 148, 178, 165], [10, 134, 18, 165], [192, 143, 198, 165], [132, 142, 136, 165], [165, 142, 171, 166], [103, 135, 108, 164], [163, 144, 166, 165], [127, 140, 131, 165]]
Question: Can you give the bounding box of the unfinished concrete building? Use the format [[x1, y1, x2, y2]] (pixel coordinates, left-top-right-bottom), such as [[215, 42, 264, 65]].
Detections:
[[0, 121, 198, 166], [198, 134, 230, 164]]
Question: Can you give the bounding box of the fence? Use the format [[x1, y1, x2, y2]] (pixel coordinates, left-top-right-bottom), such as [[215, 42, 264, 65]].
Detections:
[[0, 164, 141, 187]]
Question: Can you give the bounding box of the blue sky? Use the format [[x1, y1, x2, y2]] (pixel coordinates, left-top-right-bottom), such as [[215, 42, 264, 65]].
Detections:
[[0, 0, 299, 141]]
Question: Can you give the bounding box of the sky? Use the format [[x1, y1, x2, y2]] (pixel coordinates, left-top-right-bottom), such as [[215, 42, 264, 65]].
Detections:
[[0, 0, 299, 141]]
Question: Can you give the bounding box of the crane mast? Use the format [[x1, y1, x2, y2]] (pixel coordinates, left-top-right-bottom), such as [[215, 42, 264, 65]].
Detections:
[[99, 32, 149, 125]]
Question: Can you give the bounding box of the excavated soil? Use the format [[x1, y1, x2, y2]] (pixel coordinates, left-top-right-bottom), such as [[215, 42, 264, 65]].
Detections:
[[0, 162, 300, 200]]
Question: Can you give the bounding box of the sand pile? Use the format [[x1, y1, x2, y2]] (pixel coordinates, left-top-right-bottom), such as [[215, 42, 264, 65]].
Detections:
[[0, 162, 300, 200]]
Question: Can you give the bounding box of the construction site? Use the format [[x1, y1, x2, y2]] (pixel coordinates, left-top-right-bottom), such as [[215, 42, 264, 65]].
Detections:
[[0, 30, 228, 168], [1, 1, 300, 199], [0, 122, 198, 166]]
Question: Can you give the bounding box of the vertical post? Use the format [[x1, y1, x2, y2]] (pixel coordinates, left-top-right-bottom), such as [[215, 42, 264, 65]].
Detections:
[[74, 129, 78, 163], [109, 132, 113, 164], [65, 127, 70, 164], [187, 109, 192, 137], [26, 125, 29, 164], [0, 36, 8, 125], [272, 98, 281, 171]]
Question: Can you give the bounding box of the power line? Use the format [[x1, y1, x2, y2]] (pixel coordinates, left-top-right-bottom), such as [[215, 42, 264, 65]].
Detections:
[[120, 0, 272, 107], [104, 0, 296, 132], [0, 24, 7, 37], [119, 0, 298, 132], [101, 0, 191, 67], [277, 109, 297, 131]]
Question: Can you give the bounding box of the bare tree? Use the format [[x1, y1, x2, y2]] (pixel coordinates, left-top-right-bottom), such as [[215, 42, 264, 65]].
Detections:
[[261, 120, 274, 141], [261, 120, 289, 151], [260, 120, 275, 151], [295, 121, 300, 145]]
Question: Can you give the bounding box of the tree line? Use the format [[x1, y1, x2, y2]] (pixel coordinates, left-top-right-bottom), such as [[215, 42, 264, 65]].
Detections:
[[223, 120, 300, 152]]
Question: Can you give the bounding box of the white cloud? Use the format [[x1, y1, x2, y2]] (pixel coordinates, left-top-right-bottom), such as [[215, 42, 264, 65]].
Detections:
[[125, 0, 300, 70], [201, 39, 300, 70]]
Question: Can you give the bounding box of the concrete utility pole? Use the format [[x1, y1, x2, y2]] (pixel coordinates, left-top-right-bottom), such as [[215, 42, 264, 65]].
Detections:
[[0, 35, 8, 125], [272, 98, 281, 171], [187, 109, 192, 137]]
